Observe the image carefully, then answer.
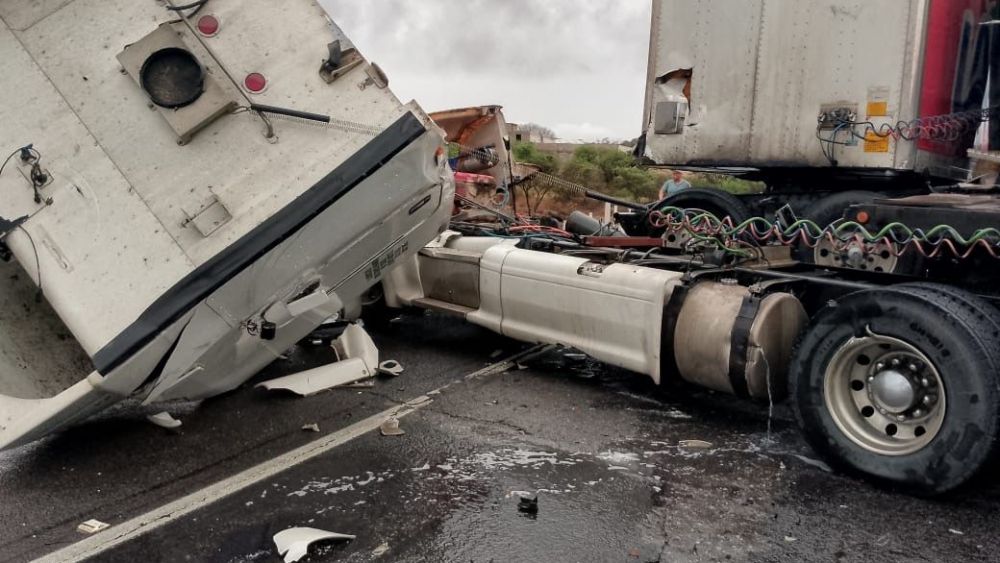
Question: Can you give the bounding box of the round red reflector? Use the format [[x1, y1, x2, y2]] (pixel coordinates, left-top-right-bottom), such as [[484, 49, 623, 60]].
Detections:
[[856, 211, 871, 224], [244, 72, 267, 93], [196, 15, 220, 36]]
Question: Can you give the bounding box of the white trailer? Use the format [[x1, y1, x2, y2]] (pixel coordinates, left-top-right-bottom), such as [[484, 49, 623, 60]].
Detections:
[[0, 0, 453, 448], [641, 0, 987, 178]]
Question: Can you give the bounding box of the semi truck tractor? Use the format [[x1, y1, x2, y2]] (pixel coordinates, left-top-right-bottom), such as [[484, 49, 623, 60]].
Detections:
[[378, 0, 1000, 495]]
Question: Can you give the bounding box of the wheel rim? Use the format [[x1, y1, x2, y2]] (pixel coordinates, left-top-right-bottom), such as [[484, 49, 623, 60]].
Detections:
[[813, 238, 899, 273], [824, 328, 946, 456]]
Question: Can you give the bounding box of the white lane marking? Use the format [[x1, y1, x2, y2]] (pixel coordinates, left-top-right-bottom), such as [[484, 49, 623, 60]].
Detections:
[[34, 348, 540, 563]]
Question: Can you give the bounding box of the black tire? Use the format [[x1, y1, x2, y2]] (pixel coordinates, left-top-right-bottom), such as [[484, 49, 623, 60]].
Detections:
[[648, 187, 751, 238], [798, 190, 881, 226], [654, 187, 751, 223], [790, 287, 1000, 495]]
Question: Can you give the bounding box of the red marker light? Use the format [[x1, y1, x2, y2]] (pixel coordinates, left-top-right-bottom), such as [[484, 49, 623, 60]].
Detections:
[[196, 15, 220, 36], [244, 72, 267, 93]]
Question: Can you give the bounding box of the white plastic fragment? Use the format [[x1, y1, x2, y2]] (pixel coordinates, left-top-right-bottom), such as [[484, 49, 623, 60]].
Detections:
[[301, 424, 320, 433], [273, 527, 355, 563], [146, 412, 182, 429], [372, 542, 390, 557], [377, 360, 404, 377], [256, 359, 371, 396], [678, 439, 713, 449], [379, 416, 405, 436], [257, 324, 379, 396], [77, 519, 110, 534]]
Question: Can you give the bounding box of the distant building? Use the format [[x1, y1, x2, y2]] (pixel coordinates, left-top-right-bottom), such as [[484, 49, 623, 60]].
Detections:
[[507, 123, 557, 144]]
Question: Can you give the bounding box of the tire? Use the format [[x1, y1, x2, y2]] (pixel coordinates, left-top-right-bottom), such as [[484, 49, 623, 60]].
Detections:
[[790, 287, 1000, 494], [648, 187, 751, 238], [654, 187, 751, 222], [798, 190, 881, 226]]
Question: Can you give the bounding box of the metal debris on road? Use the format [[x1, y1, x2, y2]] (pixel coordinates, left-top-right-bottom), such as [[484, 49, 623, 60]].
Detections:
[[377, 360, 404, 377], [77, 520, 110, 535], [301, 424, 320, 433], [146, 412, 182, 430], [273, 527, 355, 563], [379, 416, 405, 436]]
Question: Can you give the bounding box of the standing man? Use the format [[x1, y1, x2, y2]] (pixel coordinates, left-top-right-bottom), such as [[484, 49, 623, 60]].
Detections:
[[658, 170, 692, 200]]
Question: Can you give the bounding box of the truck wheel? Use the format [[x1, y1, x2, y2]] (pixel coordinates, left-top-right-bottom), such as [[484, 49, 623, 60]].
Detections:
[[650, 188, 751, 244], [790, 287, 1000, 494]]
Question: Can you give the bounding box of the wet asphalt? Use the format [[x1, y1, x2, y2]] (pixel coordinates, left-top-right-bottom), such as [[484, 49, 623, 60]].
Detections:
[[1, 312, 998, 563]]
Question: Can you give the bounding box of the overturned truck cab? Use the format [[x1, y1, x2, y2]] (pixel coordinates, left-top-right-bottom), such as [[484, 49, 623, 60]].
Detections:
[[0, 0, 453, 449]]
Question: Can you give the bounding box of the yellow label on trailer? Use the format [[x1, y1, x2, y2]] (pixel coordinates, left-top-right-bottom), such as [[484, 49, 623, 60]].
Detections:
[[864, 132, 890, 153], [866, 101, 888, 117]]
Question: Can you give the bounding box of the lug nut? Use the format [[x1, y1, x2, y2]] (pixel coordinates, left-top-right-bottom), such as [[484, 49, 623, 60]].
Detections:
[[921, 377, 930, 387], [923, 394, 937, 405], [896, 415, 906, 422], [891, 358, 901, 367], [912, 409, 923, 418], [908, 363, 918, 372]]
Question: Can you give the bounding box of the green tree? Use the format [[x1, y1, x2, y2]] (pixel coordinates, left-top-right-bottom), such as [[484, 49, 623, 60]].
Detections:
[[512, 142, 557, 174]]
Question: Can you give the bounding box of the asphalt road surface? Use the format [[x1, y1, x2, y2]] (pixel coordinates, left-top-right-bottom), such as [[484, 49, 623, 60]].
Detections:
[[1, 312, 998, 563]]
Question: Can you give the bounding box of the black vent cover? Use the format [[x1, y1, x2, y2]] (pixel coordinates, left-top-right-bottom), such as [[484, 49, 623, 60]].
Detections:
[[140, 47, 205, 108]]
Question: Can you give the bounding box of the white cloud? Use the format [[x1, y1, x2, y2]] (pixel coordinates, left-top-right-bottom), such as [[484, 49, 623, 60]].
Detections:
[[319, 0, 651, 141]]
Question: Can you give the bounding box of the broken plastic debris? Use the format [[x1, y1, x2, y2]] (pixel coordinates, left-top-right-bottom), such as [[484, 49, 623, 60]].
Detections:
[[258, 323, 379, 396], [949, 529, 964, 535], [379, 416, 405, 436], [257, 359, 372, 396], [678, 439, 713, 449], [792, 454, 832, 473], [377, 360, 404, 377], [784, 536, 797, 543], [146, 412, 182, 429], [273, 527, 355, 563], [301, 424, 320, 433], [341, 379, 376, 389], [77, 519, 110, 534], [372, 542, 390, 557]]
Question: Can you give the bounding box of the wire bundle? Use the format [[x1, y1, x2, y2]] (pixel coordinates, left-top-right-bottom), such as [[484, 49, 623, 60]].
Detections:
[[649, 206, 1000, 260]]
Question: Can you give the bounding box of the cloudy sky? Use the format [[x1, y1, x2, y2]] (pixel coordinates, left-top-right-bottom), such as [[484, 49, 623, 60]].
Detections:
[[319, 0, 652, 142]]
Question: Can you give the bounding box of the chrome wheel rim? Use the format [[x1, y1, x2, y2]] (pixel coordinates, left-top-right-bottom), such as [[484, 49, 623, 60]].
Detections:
[[824, 329, 946, 456]]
